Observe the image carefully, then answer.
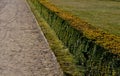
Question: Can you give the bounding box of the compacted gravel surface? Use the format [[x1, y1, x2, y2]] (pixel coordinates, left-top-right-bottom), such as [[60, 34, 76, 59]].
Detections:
[[0, 0, 63, 76]]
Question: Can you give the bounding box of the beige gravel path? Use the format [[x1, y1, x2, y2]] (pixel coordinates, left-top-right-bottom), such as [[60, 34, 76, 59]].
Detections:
[[0, 0, 63, 76]]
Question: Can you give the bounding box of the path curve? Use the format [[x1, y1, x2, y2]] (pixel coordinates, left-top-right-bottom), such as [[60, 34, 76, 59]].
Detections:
[[0, 0, 63, 76]]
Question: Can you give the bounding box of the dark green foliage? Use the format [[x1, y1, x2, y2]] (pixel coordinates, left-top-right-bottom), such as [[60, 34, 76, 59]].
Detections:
[[28, 0, 120, 75]]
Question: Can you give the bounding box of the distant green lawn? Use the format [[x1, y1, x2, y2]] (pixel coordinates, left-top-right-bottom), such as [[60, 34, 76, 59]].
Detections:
[[49, 0, 120, 36]]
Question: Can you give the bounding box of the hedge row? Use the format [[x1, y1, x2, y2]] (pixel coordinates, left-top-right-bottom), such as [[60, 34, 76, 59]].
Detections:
[[29, 0, 120, 75], [38, 0, 120, 55]]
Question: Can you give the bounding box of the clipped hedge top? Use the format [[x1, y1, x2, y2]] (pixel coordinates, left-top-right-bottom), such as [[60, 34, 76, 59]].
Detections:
[[39, 0, 120, 55]]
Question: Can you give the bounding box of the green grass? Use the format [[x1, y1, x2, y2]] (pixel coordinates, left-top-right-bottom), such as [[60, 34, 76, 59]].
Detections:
[[27, 0, 82, 75], [48, 0, 120, 36]]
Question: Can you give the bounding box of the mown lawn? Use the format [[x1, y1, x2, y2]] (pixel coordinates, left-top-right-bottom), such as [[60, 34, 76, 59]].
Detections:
[[49, 0, 120, 36]]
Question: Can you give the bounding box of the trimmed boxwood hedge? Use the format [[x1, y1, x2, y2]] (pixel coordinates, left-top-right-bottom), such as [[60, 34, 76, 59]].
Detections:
[[29, 0, 120, 75]]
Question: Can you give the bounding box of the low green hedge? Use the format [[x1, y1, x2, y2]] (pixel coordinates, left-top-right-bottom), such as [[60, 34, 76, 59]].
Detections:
[[37, 0, 120, 55], [28, 0, 120, 75]]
